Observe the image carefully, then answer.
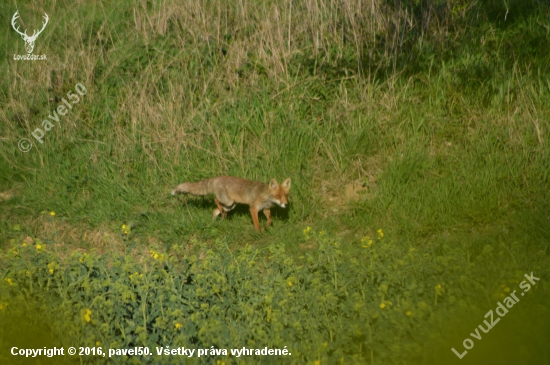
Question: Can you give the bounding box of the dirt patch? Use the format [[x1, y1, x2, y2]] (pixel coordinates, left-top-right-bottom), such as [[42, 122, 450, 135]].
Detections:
[[5, 215, 129, 260], [344, 181, 369, 201], [320, 179, 371, 214], [299, 243, 316, 250], [316, 154, 383, 215], [322, 180, 366, 204], [0, 187, 18, 202]]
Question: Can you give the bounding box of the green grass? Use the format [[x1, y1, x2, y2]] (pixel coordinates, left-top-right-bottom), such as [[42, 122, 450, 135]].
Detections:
[[1, 0, 550, 364]]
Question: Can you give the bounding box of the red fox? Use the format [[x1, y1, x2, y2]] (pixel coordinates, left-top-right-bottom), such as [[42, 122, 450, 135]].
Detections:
[[172, 176, 291, 231]]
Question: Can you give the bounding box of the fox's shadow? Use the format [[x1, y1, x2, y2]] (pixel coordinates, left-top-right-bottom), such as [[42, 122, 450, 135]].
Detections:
[[176, 196, 290, 225], [176, 196, 215, 211]]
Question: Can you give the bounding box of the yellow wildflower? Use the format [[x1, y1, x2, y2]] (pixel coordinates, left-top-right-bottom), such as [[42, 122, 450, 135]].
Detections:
[[0, 302, 8, 310], [361, 236, 373, 248], [121, 224, 131, 235], [149, 249, 164, 260], [49, 211, 55, 216], [175, 322, 183, 330], [435, 284, 443, 296], [377, 229, 384, 239], [379, 303, 386, 309], [406, 310, 412, 316], [82, 309, 92, 323], [36, 244, 43, 251], [4, 278, 14, 286], [303, 226, 311, 239], [95, 341, 101, 346]]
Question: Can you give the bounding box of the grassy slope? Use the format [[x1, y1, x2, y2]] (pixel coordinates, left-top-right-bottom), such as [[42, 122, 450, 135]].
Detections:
[[1, 0, 550, 363]]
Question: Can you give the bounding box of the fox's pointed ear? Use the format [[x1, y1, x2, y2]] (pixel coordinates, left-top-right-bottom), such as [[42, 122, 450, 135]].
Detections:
[[281, 178, 291, 191], [269, 178, 279, 190]]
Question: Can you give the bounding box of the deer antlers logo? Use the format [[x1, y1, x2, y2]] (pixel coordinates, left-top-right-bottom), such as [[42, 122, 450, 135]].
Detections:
[[11, 11, 49, 54]]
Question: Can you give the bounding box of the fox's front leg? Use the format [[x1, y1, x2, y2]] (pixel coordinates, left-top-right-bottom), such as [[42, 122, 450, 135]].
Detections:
[[263, 209, 272, 229], [250, 207, 261, 231]]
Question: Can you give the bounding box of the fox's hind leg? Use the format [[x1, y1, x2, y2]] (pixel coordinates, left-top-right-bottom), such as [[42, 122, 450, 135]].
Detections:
[[214, 198, 235, 220], [214, 198, 225, 219]]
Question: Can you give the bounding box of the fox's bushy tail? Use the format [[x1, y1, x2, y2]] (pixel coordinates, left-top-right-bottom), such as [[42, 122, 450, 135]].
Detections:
[[171, 180, 212, 196]]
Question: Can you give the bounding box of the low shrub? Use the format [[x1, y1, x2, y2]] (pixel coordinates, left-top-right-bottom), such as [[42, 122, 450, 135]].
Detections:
[[1, 229, 548, 364]]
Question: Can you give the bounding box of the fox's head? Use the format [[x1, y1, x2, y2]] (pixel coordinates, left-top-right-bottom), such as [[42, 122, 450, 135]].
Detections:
[[269, 178, 291, 208]]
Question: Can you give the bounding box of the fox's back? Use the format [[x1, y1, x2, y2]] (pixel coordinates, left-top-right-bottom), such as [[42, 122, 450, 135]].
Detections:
[[210, 176, 270, 204]]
